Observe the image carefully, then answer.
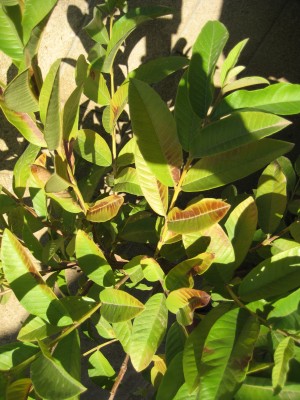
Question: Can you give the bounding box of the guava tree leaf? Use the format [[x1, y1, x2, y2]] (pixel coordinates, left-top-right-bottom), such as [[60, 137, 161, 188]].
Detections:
[[151, 355, 166, 390], [74, 129, 112, 167], [113, 321, 132, 353], [182, 139, 294, 192], [63, 84, 83, 141], [188, 21, 228, 118], [190, 111, 290, 158], [1, 229, 72, 326], [165, 322, 187, 366], [196, 308, 259, 400], [102, 6, 172, 73], [100, 288, 144, 323], [173, 383, 198, 400], [0, 342, 38, 371], [134, 145, 168, 216], [13, 143, 40, 198], [76, 230, 114, 287], [156, 352, 184, 400], [83, 6, 109, 44], [22, 0, 58, 45], [48, 191, 83, 214], [31, 342, 86, 400], [167, 198, 230, 234], [272, 337, 294, 395], [141, 257, 165, 282], [256, 160, 287, 234], [214, 83, 300, 118], [88, 351, 115, 389], [86, 194, 124, 222], [166, 288, 211, 326], [224, 196, 257, 276], [165, 253, 215, 291], [268, 287, 300, 330], [235, 377, 300, 399], [0, 5, 23, 62], [222, 76, 269, 94], [0, 102, 46, 146], [129, 78, 182, 187], [114, 167, 143, 196], [6, 378, 32, 400], [17, 315, 61, 342], [83, 67, 110, 106], [4, 69, 39, 113], [117, 138, 135, 167], [239, 246, 300, 302], [130, 293, 168, 371], [175, 69, 202, 152], [220, 38, 248, 86]]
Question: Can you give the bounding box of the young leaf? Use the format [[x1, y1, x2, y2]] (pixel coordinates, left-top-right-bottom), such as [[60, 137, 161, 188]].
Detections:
[[151, 355, 166, 389], [48, 191, 83, 214], [31, 342, 86, 400], [239, 246, 300, 302], [74, 129, 112, 167], [114, 167, 143, 196], [214, 83, 300, 118], [188, 21, 228, 118], [100, 288, 144, 323], [13, 143, 40, 197], [182, 139, 294, 192], [130, 293, 168, 372], [167, 198, 230, 234], [76, 230, 115, 287], [4, 69, 39, 113], [220, 38, 248, 86], [190, 111, 290, 158], [129, 78, 182, 187], [222, 76, 269, 94], [88, 351, 115, 389], [86, 194, 124, 222], [175, 70, 202, 152], [134, 145, 168, 216], [156, 352, 184, 400], [272, 337, 294, 395], [1, 229, 72, 326], [256, 160, 287, 234], [0, 5, 23, 62]]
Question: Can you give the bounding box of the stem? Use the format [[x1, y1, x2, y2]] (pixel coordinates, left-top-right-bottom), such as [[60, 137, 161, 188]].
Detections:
[[108, 354, 129, 400], [115, 274, 130, 289], [0, 288, 12, 297], [249, 225, 291, 253], [109, 14, 117, 178], [83, 339, 118, 357]]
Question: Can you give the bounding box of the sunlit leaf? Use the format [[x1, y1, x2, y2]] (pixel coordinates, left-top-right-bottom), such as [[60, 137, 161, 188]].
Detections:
[[74, 129, 112, 167], [76, 230, 114, 287], [188, 21, 228, 118], [100, 288, 144, 323], [141, 257, 165, 282], [114, 167, 143, 196], [63, 84, 83, 141], [220, 38, 248, 86], [6, 378, 32, 400], [113, 321, 132, 353], [182, 139, 294, 192], [86, 194, 124, 222], [222, 76, 269, 94], [272, 337, 294, 395], [167, 198, 230, 234], [83, 67, 110, 106], [0, 5, 23, 62], [83, 6, 109, 44], [130, 293, 168, 371], [13, 143, 40, 197], [88, 351, 115, 389], [0, 342, 38, 371], [235, 377, 300, 399], [18, 315, 61, 342]]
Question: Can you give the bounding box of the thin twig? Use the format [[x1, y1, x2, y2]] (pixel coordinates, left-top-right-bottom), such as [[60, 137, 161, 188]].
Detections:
[[0, 288, 12, 297], [108, 354, 129, 400], [114, 274, 130, 289], [83, 339, 118, 357]]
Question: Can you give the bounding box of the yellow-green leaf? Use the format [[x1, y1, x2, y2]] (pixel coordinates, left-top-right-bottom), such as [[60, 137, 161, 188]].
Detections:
[[86, 194, 124, 222]]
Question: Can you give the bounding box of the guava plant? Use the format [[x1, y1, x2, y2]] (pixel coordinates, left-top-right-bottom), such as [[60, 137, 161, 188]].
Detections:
[[0, 1, 300, 399]]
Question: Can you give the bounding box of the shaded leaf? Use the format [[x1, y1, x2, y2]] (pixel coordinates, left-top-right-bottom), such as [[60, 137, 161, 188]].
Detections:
[[84, 6, 109, 44], [74, 129, 112, 167], [18, 315, 61, 342], [86, 195, 124, 222], [220, 38, 248, 86], [235, 377, 300, 399], [62, 84, 83, 141], [13, 143, 40, 197], [272, 337, 294, 395], [0, 5, 23, 62], [0, 342, 38, 371], [222, 76, 269, 94], [6, 378, 32, 400], [88, 351, 115, 389], [114, 167, 143, 196], [156, 352, 184, 400], [165, 322, 187, 366]]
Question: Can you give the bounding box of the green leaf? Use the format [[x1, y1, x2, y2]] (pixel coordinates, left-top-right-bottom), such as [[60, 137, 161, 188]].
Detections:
[[30, 342, 86, 400], [141, 257, 165, 282], [39, 59, 61, 150], [0, 342, 38, 371], [0, 1, 19, 6], [167, 198, 230, 234], [256, 160, 287, 234], [74, 129, 112, 167], [156, 352, 184, 400], [272, 337, 294, 395], [173, 383, 198, 400], [239, 246, 300, 302], [188, 21, 228, 118], [63, 84, 83, 141], [166, 288, 211, 326], [17, 315, 61, 342], [175, 69, 202, 152], [44, 173, 71, 193], [134, 145, 168, 216], [214, 83, 300, 119], [220, 38, 248, 86], [182, 139, 294, 192], [165, 322, 187, 366], [6, 378, 32, 400], [100, 288, 144, 322], [101, 6, 172, 73], [76, 230, 115, 287], [83, 67, 110, 105], [190, 111, 290, 158], [86, 194, 124, 222], [151, 355, 166, 390], [196, 308, 259, 400], [222, 76, 269, 94], [119, 211, 158, 244], [114, 167, 143, 196], [224, 196, 258, 272], [13, 143, 40, 197], [1, 229, 72, 326], [48, 191, 83, 214], [267, 287, 300, 331], [130, 293, 168, 371], [0, 102, 46, 146], [165, 253, 215, 291], [4, 69, 39, 113], [83, 6, 109, 44], [88, 351, 115, 389], [0, 5, 23, 62], [235, 377, 300, 399], [117, 138, 135, 167], [129, 78, 182, 187], [113, 321, 132, 353], [22, 0, 58, 45]]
